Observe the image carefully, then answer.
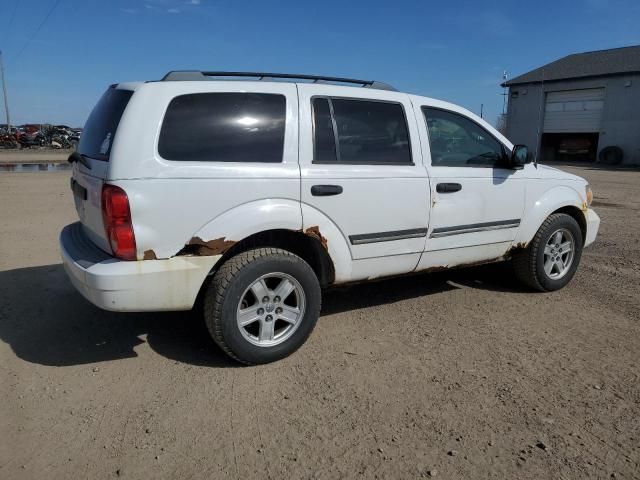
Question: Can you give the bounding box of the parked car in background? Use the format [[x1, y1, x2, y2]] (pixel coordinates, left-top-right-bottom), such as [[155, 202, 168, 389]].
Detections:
[[557, 137, 595, 161], [558, 137, 591, 156], [60, 71, 600, 364], [0, 124, 81, 149]]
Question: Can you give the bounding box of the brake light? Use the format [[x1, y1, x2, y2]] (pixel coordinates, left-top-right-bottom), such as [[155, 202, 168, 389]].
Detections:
[[101, 184, 136, 260]]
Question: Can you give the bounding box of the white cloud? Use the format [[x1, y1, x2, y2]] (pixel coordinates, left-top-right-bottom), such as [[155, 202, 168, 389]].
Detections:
[[167, 8, 180, 13], [121, 8, 138, 14], [187, 0, 201, 4]]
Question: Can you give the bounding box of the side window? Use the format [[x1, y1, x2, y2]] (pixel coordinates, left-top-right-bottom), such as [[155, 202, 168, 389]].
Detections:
[[422, 107, 506, 168], [312, 98, 338, 163], [312, 97, 412, 164], [159, 93, 286, 162]]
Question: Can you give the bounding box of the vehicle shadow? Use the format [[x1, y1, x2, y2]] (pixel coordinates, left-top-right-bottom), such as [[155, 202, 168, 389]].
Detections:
[[0, 264, 238, 368], [322, 261, 525, 315], [0, 262, 524, 368]]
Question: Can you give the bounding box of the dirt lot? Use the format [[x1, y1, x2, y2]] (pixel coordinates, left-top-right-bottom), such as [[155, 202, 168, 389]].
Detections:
[[0, 149, 69, 164], [0, 165, 638, 479]]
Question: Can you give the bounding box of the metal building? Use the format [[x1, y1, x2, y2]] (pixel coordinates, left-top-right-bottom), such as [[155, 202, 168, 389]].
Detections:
[[503, 46, 640, 165]]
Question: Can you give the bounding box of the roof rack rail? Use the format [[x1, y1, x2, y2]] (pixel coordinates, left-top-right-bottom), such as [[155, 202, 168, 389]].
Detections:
[[160, 71, 398, 91]]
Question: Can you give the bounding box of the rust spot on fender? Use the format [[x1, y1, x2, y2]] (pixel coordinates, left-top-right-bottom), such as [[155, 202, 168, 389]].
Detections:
[[304, 226, 328, 250], [506, 242, 529, 257], [143, 249, 157, 260], [420, 265, 449, 273], [177, 236, 236, 256]]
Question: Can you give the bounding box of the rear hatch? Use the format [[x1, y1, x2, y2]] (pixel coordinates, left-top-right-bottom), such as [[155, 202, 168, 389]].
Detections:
[[71, 86, 133, 254]]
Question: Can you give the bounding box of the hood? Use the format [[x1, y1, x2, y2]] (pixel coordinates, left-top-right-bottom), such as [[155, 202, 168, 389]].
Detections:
[[536, 164, 586, 183]]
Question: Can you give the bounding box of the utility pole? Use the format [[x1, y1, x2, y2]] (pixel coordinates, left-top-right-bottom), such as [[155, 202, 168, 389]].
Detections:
[[0, 51, 11, 131], [501, 70, 508, 115]]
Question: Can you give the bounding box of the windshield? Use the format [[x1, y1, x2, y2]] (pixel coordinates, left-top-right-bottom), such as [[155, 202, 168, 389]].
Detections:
[[78, 87, 133, 161]]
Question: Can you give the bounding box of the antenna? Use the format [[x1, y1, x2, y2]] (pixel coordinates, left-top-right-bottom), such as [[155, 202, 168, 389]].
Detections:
[[533, 68, 545, 167], [501, 70, 508, 115]]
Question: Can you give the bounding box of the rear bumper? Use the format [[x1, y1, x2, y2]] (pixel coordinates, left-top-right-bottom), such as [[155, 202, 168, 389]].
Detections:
[[60, 222, 220, 312], [584, 208, 600, 248]]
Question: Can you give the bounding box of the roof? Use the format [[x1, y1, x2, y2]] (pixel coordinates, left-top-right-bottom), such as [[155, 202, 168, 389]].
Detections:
[[159, 71, 398, 91], [504, 45, 640, 86]]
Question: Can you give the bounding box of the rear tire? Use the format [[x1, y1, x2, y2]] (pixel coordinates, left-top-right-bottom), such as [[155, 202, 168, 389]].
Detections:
[[203, 248, 321, 365], [513, 213, 583, 292]]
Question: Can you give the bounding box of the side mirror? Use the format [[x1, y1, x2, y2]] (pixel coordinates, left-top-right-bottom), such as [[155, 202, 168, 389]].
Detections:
[[510, 144, 530, 169]]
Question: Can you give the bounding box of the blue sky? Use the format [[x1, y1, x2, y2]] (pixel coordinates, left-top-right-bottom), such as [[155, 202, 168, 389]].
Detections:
[[2, 0, 639, 127]]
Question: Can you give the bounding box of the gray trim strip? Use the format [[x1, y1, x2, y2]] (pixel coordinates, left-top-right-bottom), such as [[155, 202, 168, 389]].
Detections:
[[350, 228, 428, 245], [430, 219, 520, 238]]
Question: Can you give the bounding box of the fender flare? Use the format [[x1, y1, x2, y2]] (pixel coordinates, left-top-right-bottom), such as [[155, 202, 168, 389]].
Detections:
[[182, 198, 303, 255], [514, 185, 586, 246], [181, 200, 353, 284]]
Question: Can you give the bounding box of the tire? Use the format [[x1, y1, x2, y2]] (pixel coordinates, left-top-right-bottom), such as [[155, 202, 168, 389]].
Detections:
[[513, 213, 583, 292], [598, 146, 623, 165], [203, 248, 321, 365]]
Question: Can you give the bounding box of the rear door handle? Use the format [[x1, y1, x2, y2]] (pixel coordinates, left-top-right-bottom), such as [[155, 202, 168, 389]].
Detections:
[[311, 185, 343, 196], [436, 182, 462, 193]]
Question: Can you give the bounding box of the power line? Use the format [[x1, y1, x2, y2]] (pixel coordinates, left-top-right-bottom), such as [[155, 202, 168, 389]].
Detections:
[[3, 0, 21, 44], [10, 0, 63, 65]]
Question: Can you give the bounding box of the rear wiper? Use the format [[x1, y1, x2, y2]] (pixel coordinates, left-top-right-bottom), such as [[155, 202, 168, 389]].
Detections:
[[67, 151, 92, 170]]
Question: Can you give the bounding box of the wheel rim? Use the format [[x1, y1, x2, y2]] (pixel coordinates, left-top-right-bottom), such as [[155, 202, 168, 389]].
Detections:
[[236, 272, 306, 347], [543, 228, 575, 280]]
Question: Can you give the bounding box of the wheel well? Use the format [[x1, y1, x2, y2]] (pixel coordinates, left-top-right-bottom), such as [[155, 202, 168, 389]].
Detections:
[[552, 206, 587, 243], [214, 229, 335, 287]]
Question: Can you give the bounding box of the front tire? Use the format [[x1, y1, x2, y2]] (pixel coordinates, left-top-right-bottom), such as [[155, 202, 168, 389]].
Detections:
[[203, 248, 321, 365], [513, 213, 583, 292]]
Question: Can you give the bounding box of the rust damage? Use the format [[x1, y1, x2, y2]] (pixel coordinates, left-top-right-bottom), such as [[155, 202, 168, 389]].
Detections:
[[177, 236, 236, 257], [417, 255, 514, 274], [143, 249, 157, 260], [304, 226, 328, 250], [506, 241, 529, 258]]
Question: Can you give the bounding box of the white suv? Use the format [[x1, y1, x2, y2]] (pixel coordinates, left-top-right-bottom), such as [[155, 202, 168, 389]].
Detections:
[[60, 71, 600, 364]]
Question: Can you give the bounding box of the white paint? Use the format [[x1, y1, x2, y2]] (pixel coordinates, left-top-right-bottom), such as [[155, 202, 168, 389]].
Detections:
[[61, 78, 601, 312], [61, 236, 219, 312]]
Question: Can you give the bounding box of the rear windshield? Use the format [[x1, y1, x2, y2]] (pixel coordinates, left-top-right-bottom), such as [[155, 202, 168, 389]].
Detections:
[[78, 88, 133, 161]]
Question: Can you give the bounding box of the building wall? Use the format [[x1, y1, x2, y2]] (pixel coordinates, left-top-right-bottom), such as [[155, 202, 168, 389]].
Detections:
[[506, 74, 640, 165]]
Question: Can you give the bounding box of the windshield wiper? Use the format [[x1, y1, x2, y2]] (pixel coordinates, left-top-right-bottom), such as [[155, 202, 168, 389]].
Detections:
[[67, 151, 92, 170]]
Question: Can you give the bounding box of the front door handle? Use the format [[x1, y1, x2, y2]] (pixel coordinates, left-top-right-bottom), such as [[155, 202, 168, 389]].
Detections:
[[311, 185, 343, 196], [436, 182, 462, 193]]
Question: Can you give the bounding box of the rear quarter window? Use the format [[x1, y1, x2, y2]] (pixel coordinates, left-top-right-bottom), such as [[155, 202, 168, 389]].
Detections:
[[79, 88, 133, 161], [158, 93, 286, 163]]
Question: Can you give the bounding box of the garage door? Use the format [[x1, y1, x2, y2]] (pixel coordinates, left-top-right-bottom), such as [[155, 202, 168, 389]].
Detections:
[[543, 88, 605, 133]]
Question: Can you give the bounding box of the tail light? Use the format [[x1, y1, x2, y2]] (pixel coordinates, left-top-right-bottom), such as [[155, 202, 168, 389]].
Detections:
[[101, 184, 137, 260]]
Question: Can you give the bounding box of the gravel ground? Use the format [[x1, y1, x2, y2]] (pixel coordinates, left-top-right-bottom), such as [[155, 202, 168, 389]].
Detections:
[[0, 149, 69, 164], [0, 165, 638, 479]]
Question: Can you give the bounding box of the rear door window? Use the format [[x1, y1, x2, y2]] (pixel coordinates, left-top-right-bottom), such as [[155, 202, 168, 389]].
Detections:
[[158, 93, 286, 163], [312, 97, 338, 163], [78, 87, 133, 161], [312, 97, 412, 165]]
